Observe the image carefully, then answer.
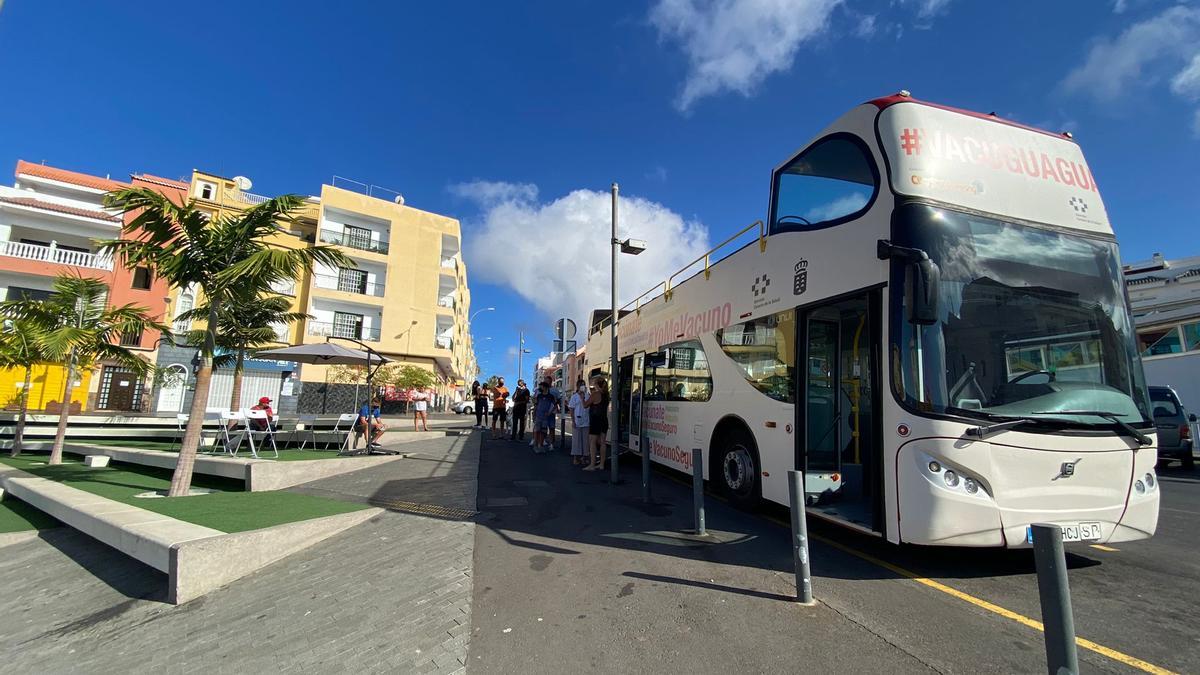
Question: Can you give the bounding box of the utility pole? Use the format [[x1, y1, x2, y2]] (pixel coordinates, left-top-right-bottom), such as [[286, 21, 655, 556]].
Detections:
[[517, 331, 525, 381], [610, 183, 620, 484]]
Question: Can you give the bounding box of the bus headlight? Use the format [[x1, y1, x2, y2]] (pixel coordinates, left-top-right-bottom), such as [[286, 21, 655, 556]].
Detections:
[[964, 478, 979, 494], [928, 461, 941, 473], [943, 471, 960, 488], [1134, 479, 1146, 495], [1144, 472, 1156, 489]]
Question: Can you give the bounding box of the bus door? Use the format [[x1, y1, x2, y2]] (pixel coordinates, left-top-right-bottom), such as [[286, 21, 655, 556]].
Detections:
[[628, 352, 645, 454], [800, 291, 880, 532], [617, 355, 635, 448]]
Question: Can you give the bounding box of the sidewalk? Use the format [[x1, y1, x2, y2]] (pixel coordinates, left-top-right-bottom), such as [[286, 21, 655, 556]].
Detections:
[[0, 431, 481, 674], [468, 435, 935, 674]]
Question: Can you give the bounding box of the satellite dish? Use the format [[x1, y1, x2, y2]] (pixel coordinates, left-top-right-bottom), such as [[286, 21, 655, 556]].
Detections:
[[394, 194, 405, 205], [233, 176, 253, 191]]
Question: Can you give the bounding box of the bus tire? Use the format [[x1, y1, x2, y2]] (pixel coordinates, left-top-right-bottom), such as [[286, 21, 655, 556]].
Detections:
[[714, 426, 761, 509]]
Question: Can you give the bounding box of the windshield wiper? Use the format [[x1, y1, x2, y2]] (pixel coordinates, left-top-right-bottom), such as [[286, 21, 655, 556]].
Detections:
[[1031, 410, 1151, 446], [964, 416, 1047, 439]]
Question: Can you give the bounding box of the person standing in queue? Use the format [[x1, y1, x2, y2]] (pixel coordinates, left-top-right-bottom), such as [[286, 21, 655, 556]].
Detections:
[[583, 377, 610, 471], [567, 379, 589, 465], [472, 380, 487, 429], [510, 379, 530, 441], [490, 377, 509, 439]]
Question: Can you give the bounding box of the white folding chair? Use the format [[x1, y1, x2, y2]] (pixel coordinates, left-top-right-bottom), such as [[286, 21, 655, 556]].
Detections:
[[329, 412, 360, 452], [244, 409, 279, 458], [172, 414, 188, 450], [219, 411, 247, 456]]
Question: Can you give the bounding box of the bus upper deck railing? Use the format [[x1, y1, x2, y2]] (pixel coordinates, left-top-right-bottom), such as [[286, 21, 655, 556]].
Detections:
[[589, 219, 767, 336]]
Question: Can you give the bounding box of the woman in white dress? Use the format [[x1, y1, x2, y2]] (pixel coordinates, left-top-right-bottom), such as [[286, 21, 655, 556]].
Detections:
[[413, 391, 430, 431]]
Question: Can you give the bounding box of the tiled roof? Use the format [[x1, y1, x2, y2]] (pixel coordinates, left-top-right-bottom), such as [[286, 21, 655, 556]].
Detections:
[[133, 173, 189, 190], [0, 196, 120, 222], [15, 159, 128, 192]]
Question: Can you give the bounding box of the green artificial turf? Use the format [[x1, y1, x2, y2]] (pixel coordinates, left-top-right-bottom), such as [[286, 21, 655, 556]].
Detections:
[[0, 497, 59, 533], [0, 455, 367, 533]]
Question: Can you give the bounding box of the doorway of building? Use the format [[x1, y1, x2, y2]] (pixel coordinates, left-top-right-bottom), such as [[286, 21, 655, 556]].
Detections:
[[98, 365, 143, 412], [156, 364, 188, 413]]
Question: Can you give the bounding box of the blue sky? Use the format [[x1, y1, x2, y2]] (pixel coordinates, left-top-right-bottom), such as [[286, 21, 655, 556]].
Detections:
[[2, 0, 1198, 383]]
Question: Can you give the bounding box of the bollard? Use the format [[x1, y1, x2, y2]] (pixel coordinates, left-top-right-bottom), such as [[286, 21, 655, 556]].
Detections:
[[1031, 524, 1079, 675], [787, 470, 815, 605], [691, 448, 705, 536], [560, 418, 566, 451], [641, 434, 651, 503]]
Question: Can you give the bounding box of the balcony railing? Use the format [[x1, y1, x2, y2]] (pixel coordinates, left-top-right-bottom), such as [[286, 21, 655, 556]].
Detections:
[[234, 191, 270, 206], [440, 256, 457, 269], [319, 228, 389, 255], [270, 279, 296, 296], [0, 240, 113, 271], [435, 336, 453, 350], [313, 274, 385, 297], [307, 320, 381, 342], [437, 295, 455, 309]]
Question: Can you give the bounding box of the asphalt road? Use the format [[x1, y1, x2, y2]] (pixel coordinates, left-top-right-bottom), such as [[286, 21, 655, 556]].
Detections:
[[469, 436, 1199, 674]]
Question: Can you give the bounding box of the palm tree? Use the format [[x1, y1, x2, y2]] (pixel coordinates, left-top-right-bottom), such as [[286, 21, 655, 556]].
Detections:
[[0, 318, 47, 457], [0, 275, 168, 465], [102, 189, 352, 496], [179, 293, 310, 412]]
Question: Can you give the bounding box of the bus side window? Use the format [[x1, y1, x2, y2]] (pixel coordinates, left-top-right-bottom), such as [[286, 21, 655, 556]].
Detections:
[[772, 134, 878, 234], [645, 340, 713, 402]]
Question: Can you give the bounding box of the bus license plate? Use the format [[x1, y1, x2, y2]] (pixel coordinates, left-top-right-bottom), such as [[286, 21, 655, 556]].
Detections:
[[1028, 522, 1102, 543]]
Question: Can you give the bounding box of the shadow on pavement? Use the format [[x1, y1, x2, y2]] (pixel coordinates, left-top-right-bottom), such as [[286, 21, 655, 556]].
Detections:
[[38, 528, 167, 602], [474, 434, 1106, 585]]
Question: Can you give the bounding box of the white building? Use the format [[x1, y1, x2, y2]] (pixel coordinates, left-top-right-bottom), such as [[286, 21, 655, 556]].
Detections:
[[1125, 252, 1200, 409]]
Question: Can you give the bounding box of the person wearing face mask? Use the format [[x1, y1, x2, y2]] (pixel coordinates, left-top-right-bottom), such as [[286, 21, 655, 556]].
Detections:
[[567, 379, 590, 465]]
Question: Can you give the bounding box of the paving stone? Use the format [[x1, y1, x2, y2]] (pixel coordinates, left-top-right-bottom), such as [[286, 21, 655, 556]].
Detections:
[[0, 431, 480, 673]]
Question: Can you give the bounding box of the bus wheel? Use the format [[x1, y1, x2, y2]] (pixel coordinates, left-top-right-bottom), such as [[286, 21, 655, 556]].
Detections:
[[718, 430, 760, 509]]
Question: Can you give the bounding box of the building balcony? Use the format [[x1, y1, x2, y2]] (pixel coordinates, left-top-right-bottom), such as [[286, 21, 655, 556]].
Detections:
[[313, 273, 385, 297], [0, 240, 113, 271], [306, 320, 381, 342], [440, 256, 457, 270], [319, 228, 389, 255], [435, 335, 453, 350]]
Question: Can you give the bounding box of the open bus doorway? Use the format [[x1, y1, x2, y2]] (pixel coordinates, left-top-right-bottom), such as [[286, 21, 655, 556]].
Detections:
[[800, 291, 882, 533]]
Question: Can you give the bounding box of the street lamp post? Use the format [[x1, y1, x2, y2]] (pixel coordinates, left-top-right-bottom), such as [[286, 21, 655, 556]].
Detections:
[[609, 182, 646, 484]]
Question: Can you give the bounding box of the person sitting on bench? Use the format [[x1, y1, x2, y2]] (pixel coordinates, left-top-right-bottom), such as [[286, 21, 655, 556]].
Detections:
[[359, 397, 386, 450]]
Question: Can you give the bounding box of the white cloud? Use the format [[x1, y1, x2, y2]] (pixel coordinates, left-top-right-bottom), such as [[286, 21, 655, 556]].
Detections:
[[448, 180, 538, 205], [1113, 0, 1128, 12], [1061, 5, 1200, 135], [898, 0, 952, 19], [454, 181, 711, 330], [649, 0, 842, 112], [854, 13, 877, 38], [1171, 53, 1200, 98]]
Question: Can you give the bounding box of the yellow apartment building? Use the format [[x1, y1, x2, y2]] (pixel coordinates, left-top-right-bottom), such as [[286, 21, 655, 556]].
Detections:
[[154, 172, 476, 414]]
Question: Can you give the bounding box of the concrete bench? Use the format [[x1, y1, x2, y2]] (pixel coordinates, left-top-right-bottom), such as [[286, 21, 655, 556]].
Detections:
[[0, 463, 379, 604], [0, 463, 220, 580]]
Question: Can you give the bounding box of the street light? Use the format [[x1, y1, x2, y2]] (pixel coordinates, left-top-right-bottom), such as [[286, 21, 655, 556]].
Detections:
[[469, 307, 496, 324], [610, 182, 644, 484]]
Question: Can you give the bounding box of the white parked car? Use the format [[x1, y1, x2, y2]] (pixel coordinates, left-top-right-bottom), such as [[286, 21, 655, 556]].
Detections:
[[453, 399, 513, 415]]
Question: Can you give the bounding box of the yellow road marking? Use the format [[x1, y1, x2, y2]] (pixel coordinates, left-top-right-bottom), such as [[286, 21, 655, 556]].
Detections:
[[1090, 544, 1120, 552], [660, 466, 1172, 672], [811, 533, 1175, 674]]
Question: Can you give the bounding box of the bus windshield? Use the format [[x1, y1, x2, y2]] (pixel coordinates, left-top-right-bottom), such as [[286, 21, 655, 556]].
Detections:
[[890, 203, 1152, 427]]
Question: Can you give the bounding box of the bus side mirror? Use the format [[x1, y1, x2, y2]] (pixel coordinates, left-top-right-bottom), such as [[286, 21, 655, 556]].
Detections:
[[907, 258, 940, 325]]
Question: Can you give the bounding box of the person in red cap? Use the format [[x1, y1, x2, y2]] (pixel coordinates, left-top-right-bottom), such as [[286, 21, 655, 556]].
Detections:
[[249, 396, 276, 431]]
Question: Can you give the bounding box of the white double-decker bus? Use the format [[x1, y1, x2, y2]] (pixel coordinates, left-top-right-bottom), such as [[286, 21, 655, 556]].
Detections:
[[587, 93, 1160, 547]]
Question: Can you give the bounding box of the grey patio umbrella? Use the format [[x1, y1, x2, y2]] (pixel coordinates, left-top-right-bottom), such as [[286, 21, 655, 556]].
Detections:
[[256, 341, 391, 366], [257, 340, 391, 416]]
